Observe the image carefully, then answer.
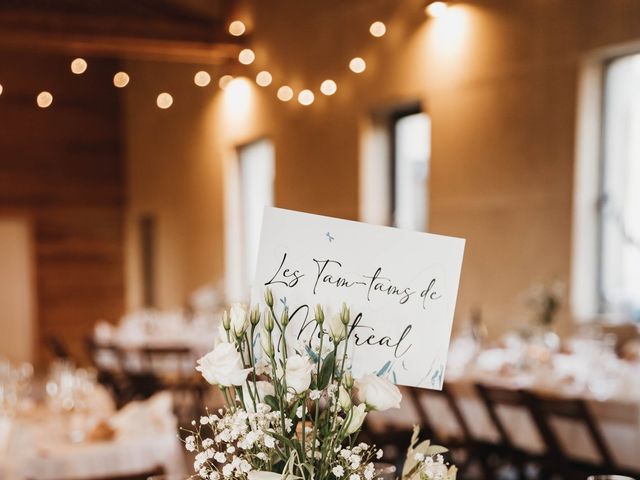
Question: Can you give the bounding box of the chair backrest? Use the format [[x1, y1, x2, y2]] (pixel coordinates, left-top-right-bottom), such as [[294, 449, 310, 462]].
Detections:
[[407, 384, 472, 445], [475, 383, 534, 449], [140, 346, 193, 376], [31, 465, 165, 480], [46, 336, 72, 361], [528, 392, 615, 468]]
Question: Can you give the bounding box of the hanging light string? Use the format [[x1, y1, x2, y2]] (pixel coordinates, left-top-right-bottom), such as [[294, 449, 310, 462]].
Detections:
[[0, 2, 450, 109]]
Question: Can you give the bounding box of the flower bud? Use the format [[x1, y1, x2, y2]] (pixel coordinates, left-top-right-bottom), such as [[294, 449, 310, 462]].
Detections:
[[343, 372, 354, 389], [315, 304, 325, 324], [328, 313, 346, 343], [344, 403, 367, 434], [340, 303, 350, 325], [265, 310, 275, 332], [281, 307, 290, 327], [264, 288, 274, 308], [338, 386, 352, 411], [222, 311, 231, 331], [250, 305, 261, 326], [260, 328, 273, 356]]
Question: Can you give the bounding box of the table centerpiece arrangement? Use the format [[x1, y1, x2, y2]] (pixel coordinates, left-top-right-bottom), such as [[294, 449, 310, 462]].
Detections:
[[184, 289, 457, 480]]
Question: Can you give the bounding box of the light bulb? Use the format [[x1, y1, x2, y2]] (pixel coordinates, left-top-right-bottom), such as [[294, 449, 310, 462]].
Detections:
[[228, 20, 246, 36], [298, 89, 314, 106], [37, 91, 53, 108], [70, 58, 87, 74], [238, 48, 255, 65], [156, 92, 173, 109], [277, 86, 293, 102], [369, 21, 386, 37], [320, 79, 337, 96], [0, 84, 3, 95], [426, 1, 449, 18], [113, 72, 130, 88], [256, 71, 272, 87], [349, 57, 366, 73], [219, 75, 234, 89], [194, 71, 211, 87]]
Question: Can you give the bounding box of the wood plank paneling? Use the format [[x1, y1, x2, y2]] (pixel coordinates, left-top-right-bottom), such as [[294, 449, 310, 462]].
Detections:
[[0, 51, 125, 364]]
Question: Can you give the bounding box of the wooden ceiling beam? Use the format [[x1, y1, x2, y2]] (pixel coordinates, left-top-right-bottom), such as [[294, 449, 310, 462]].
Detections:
[[0, 29, 244, 64], [0, 4, 246, 63]]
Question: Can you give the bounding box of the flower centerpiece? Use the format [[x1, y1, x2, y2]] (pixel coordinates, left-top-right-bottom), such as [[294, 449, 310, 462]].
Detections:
[[184, 289, 456, 480]]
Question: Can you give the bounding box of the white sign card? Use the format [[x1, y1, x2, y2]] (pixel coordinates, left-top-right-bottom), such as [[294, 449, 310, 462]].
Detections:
[[250, 207, 465, 390]]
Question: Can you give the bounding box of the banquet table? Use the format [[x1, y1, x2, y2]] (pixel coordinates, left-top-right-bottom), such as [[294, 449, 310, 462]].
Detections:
[[0, 392, 185, 480], [370, 346, 640, 471]]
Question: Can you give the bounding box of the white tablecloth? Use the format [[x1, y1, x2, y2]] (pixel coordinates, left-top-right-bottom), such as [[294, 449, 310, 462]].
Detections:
[[0, 393, 185, 480]]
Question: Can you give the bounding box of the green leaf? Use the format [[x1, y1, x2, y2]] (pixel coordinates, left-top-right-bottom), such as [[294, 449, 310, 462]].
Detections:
[[305, 345, 319, 363], [264, 394, 279, 412], [424, 445, 449, 456], [376, 360, 391, 377], [317, 350, 336, 389]]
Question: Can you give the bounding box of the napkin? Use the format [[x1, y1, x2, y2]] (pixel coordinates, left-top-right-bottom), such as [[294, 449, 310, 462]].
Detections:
[[109, 392, 176, 438]]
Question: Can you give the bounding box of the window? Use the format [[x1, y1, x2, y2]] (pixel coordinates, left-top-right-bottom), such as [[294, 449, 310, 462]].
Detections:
[[238, 139, 275, 290], [598, 54, 640, 320], [360, 105, 431, 231], [391, 109, 431, 231]]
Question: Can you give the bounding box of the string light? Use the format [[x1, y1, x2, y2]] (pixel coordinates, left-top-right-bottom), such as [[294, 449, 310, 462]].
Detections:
[[298, 89, 314, 106], [156, 92, 173, 109], [219, 75, 234, 89], [70, 58, 88, 74], [113, 72, 130, 88], [425, 1, 449, 18], [194, 71, 211, 87], [320, 79, 337, 96], [0, 84, 3, 96], [238, 49, 256, 65], [369, 21, 386, 37], [349, 57, 366, 73], [277, 86, 293, 102], [228, 20, 246, 36], [37, 91, 53, 108], [16, 4, 412, 112], [256, 71, 272, 87]]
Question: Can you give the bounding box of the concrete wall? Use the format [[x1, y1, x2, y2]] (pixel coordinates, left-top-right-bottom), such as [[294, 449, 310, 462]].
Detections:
[[123, 0, 640, 336]]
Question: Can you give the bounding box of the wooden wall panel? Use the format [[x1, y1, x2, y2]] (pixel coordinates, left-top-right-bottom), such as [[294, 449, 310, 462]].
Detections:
[[0, 52, 125, 364]]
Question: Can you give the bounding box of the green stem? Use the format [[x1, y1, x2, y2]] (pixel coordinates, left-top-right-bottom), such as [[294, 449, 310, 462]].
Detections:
[[311, 328, 325, 465]]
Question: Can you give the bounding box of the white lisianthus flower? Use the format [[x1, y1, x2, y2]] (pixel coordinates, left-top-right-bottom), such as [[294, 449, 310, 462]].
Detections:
[[230, 303, 249, 336], [285, 354, 314, 394], [355, 374, 402, 411], [332, 466, 345, 478], [242, 381, 275, 411], [196, 343, 251, 386], [248, 473, 282, 480], [328, 313, 346, 342], [344, 403, 367, 434]]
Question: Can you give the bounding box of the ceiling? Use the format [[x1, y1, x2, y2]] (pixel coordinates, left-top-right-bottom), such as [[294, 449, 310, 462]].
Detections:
[[0, 0, 245, 63]]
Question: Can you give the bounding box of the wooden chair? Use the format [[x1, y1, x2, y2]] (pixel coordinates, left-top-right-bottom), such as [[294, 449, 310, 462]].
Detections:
[[139, 346, 209, 422], [85, 336, 134, 408], [407, 385, 493, 478], [475, 383, 547, 478], [527, 392, 623, 479]]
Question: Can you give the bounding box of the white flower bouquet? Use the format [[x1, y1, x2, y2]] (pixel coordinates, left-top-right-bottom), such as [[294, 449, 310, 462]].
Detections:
[[185, 289, 456, 480]]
